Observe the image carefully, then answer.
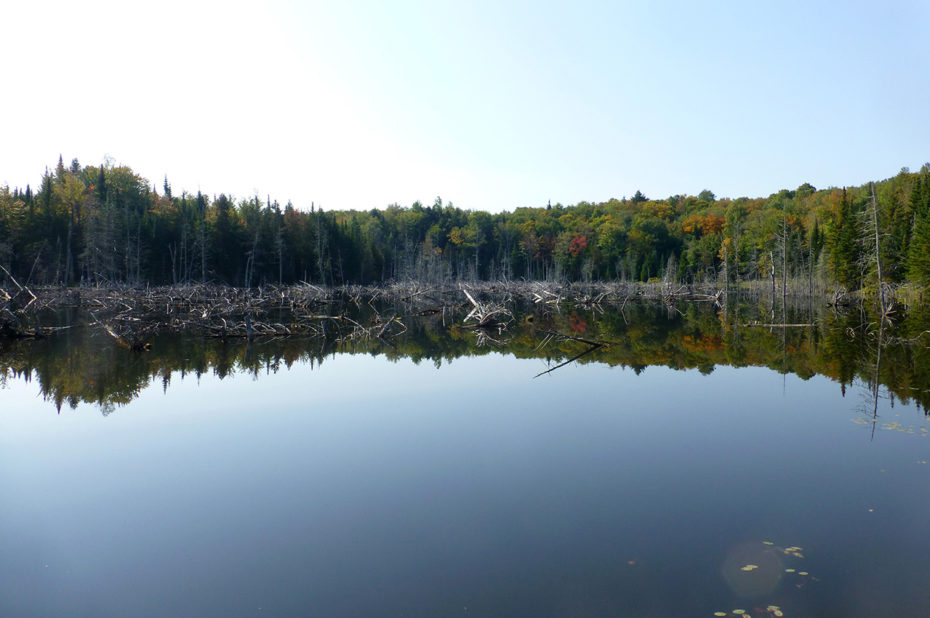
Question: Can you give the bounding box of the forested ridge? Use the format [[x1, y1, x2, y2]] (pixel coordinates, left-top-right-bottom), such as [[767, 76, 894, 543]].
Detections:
[[1, 156, 929, 292]]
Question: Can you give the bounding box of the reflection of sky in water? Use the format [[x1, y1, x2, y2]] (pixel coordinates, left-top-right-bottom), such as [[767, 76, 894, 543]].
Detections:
[[1, 353, 929, 617]]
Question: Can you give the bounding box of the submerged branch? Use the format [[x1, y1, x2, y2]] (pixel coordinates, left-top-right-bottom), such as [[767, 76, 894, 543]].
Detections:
[[534, 343, 604, 379]]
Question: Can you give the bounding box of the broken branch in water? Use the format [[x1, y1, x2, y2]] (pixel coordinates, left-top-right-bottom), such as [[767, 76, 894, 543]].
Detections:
[[462, 288, 513, 329], [534, 343, 603, 378], [532, 328, 608, 378]]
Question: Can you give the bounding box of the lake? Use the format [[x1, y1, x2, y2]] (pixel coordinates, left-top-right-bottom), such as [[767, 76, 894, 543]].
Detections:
[[1, 300, 929, 617]]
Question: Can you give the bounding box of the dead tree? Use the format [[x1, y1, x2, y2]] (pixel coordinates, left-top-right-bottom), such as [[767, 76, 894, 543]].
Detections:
[[462, 289, 512, 329], [868, 183, 888, 319]]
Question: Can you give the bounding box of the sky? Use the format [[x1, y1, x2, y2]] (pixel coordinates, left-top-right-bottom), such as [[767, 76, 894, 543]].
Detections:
[[2, 0, 928, 212]]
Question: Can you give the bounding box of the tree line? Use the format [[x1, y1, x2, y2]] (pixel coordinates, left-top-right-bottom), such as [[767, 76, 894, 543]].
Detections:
[[1, 156, 928, 291]]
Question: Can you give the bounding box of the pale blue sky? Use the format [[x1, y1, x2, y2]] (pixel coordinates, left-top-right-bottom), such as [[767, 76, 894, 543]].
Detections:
[[2, 0, 927, 211]]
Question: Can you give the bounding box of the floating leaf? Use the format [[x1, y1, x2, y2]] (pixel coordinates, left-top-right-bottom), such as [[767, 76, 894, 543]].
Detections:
[[740, 564, 759, 571], [785, 568, 796, 573], [762, 541, 774, 545], [774, 612, 783, 617], [714, 613, 727, 617], [799, 571, 809, 576], [733, 610, 746, 615]]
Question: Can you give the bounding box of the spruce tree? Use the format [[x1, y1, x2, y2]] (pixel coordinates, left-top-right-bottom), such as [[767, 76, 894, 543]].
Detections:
[[830, 188, 861, 289], [907, 174, 930, 285]]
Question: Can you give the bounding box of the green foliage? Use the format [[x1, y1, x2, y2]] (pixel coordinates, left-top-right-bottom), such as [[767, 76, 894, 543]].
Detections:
[[829, 189, 862, 290], [907, 170, 930, 285], [0, 157, 928, 290]]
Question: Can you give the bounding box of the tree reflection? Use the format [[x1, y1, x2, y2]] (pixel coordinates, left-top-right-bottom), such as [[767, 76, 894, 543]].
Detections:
[[2, 298, 929, 414]]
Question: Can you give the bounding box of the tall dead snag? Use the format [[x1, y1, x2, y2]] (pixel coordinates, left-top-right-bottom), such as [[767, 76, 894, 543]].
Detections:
[[869, 183, 889, 320]]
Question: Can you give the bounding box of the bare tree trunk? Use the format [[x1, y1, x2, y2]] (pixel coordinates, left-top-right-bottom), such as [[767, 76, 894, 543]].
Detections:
[[169, 243, 177, 284], [276, 225, 283, 286], [870, 183, 886, 316], [315, 205, 325, 284], [200, 222, 206, 284], [808, 221, 814, 298], [135, 215, 142, 282], [65, 211, 73, 286], [245, 229, 260, 288], [782, 203, 788, 310], [733, 215, 740, 290], [769, 251, 776, 297]]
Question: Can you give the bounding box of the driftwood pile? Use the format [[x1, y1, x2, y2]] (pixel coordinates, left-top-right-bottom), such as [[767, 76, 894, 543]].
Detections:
[[0, 265, 71, 339], [462, 289, 513, 329], [0, 282, 408, 348], [0, 279, 738, 349], [76, 283, 414, 347]]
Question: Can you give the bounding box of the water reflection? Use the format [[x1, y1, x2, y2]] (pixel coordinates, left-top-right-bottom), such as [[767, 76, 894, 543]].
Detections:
[[2, 300, 930, 617], [2, 300, 929, 414]]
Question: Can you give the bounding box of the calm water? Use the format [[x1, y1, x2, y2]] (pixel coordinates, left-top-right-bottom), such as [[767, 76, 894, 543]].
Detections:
[[1, 304, 929, 617]]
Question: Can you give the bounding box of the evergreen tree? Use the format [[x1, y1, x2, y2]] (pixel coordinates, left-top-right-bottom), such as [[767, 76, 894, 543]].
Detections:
[[907, 174, 930, 285], [830, 188, 861, 290], [96, 165, 107, 204]]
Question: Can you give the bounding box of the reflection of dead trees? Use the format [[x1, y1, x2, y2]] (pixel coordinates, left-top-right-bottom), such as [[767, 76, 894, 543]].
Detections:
[[0, 264, 68, 338], [1, 280, 738, 337], [313, 313, 408, 343], [1, 279, 835, 348], [472, 328, 511, 348], [660, 284, 724, 307], [828, 288, 852, 309], [533, 329, 606, 378], [577, 291, 608, 312], [532, 285, 563, 308], [86, 284, 332, 344], [462, 289, 513, 329], [93, 313, 154, 351]]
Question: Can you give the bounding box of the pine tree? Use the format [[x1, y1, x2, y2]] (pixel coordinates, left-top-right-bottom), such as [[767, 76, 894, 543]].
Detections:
[[830, 188, 861, 290], [885, 190, 911, 282], [907, 173, 930, 285]]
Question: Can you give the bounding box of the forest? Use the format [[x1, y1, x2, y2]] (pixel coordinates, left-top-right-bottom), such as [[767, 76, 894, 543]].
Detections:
[[1, 156, 929, 293]]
